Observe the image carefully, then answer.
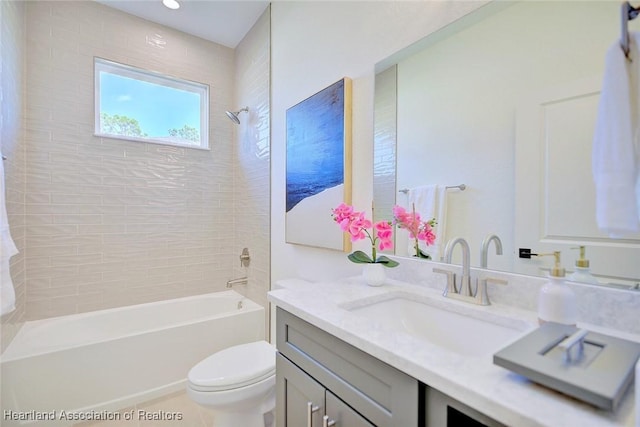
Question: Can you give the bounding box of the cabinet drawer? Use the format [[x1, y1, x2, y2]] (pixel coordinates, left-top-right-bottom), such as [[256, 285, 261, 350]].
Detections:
[[276, 308, 419, 427]]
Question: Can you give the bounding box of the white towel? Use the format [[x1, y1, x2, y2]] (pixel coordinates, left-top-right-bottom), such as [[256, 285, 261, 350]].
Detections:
[[592, 32, 640, 237], [407, 185, 448, 261], [0, 153, 18, 316]]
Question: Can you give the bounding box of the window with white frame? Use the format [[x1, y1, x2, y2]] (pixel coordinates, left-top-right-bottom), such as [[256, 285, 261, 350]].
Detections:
[[95, 58, 209, 149]]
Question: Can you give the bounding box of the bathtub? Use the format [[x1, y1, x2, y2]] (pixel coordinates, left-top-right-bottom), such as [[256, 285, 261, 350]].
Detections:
[[0, 290, 265, 426]]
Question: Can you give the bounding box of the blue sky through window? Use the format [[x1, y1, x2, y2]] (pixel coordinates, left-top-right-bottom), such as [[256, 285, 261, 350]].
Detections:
[[99, 72, 201, 138]]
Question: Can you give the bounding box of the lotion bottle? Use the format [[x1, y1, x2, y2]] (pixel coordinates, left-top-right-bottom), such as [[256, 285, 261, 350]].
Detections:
[[567, 246, 599, 285], [537, 251, 577, 325]]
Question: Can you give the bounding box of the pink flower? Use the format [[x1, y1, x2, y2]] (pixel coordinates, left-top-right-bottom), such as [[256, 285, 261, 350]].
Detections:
[[393, 205, 421, 238], [375, 221, 392, 237], [418, 227, 436, 245], [332, 203, 354, 224], [393, 204, 437, 257], [348, 213, 371, 242], [392, 206, 410, 224], [331, 203, 398, 267], [375, 221, 394, 251], [378, 239, 393, 251]]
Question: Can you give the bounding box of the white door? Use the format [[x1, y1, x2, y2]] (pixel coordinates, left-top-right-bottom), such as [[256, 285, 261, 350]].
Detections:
[[514, 76, 640, 286]]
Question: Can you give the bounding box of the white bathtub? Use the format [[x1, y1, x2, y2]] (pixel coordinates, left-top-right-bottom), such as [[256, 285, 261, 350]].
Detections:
[[0, 290, 265, 426]]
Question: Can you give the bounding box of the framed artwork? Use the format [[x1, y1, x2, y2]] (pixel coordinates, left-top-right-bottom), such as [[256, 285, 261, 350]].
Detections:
[[285, 78, 352, 251]]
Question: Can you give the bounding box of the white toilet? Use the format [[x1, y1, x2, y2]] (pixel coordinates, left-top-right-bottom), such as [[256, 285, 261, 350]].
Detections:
[[186, 340, 276, 427]]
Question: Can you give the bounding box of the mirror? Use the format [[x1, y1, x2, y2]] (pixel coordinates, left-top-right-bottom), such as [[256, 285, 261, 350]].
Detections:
[[373, 1, 640, 289]]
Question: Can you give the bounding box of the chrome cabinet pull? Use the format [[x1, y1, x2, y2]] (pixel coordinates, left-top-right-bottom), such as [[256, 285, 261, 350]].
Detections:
[[307, 402, 320, 427], [558, 329, 589, 364], [323, 415, 336, 427]]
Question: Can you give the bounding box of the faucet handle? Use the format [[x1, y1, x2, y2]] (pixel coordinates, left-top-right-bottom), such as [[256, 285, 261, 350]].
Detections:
[[483, 277, 508, 286], [239, 248, 250, 267], [475, 276, 508, 305], [433, 267, 457, 296]]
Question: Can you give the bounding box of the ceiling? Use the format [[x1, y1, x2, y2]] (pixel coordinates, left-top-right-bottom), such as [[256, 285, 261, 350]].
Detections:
[[95, 0, 270, 48]]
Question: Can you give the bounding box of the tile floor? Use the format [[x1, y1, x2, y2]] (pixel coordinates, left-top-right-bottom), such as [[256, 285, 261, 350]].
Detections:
[[74, 390, 275, 427], [75, 391, 214, 427]]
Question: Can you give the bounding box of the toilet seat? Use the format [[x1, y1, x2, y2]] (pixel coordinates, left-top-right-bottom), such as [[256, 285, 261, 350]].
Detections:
[[188, 341, 275, 392]]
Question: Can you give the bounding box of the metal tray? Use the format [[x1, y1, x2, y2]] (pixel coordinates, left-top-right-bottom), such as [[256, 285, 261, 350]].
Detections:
[[493, 322, 640, 411]]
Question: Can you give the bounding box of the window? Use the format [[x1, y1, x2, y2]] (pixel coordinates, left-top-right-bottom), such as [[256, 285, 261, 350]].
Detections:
[[94, 58, 209, 149]]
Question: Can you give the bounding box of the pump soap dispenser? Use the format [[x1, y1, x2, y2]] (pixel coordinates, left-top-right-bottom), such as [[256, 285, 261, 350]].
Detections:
[[537, 251, 577, 326], [567, 246, 599, 285]]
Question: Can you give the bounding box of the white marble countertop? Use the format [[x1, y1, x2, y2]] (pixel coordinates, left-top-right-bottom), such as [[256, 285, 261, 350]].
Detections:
[[268, 277, 638, 427]]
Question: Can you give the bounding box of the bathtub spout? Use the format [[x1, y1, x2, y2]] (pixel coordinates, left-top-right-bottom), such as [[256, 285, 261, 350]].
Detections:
[[226, 277, 248, 288]]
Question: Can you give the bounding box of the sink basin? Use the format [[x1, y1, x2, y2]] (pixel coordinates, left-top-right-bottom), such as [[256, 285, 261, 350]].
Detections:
[[347, 295, 531, 357]]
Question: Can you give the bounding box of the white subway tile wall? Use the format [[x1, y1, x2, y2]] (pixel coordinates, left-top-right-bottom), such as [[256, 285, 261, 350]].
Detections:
[[12, 0, 270, 321], [233, 8, 271, 337], [1, 0, 27, 353], [373, 66, 397, 220]]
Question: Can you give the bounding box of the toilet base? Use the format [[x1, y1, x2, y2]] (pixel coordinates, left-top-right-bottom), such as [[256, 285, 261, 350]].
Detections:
[[189, 378, 275, 427]]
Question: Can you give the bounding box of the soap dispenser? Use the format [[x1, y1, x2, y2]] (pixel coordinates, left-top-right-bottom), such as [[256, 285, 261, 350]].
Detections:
[[537, 251, 577, 326], [567, 246, 599, 285]]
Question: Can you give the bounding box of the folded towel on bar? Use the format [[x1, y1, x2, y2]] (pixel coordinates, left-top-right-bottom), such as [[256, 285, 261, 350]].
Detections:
[[407, 185, 448, 261], [1, 153, 18, 316], [592, 32, 640, 237]]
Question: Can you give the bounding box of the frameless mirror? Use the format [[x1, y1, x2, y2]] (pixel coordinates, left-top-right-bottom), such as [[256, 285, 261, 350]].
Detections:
[[374, 1, 640, 290]]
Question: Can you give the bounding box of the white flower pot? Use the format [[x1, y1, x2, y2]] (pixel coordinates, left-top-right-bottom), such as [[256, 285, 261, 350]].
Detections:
[[362, 263, 386, 287]]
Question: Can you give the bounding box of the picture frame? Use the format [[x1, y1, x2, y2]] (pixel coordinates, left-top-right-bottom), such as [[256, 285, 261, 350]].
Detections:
[[285, 78, 352, 251]]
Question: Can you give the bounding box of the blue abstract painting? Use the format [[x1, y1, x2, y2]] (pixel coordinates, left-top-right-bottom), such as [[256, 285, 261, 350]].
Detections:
[[285, 78, 352, 249]]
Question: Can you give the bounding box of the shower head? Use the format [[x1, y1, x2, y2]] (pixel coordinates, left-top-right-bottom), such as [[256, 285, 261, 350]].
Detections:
[[225, 107, 249, 124]]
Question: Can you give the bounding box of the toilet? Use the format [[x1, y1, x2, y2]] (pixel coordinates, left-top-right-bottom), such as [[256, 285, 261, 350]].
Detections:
[[187, 340, 276, 427]]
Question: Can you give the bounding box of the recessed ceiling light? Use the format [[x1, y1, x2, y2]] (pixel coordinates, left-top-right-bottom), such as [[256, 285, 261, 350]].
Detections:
[[162, 0, 180, 10]]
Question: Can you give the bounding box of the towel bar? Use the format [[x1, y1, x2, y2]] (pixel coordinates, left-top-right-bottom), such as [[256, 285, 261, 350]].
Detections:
[[399, 184, 466, 194]]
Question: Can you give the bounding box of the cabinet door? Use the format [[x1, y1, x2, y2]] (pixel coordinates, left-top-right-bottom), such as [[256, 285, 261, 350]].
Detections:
[[425, 387, 505, 427], [277, 353, 325, 427], [325, 390, 375, 427]]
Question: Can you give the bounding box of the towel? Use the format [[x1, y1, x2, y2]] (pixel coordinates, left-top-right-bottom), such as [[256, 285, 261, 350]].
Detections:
[[1, 153, 18, 316], [636, 358, 640, 427], [407, 185, 448, 261], [592, 32, 640, 237]]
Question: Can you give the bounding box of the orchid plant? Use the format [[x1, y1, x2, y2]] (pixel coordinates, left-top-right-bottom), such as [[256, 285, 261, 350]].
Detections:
[[393, 204, 437, 259], [332, 203, 399, 267]]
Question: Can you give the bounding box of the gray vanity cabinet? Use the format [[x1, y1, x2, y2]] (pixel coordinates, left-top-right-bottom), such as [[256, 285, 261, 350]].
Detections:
[[276, 308, 419, 427], [277, 353, 374, 427]]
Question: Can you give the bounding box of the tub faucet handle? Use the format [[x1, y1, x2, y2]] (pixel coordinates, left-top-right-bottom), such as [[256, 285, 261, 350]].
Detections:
[[240, 248, 250, 267]]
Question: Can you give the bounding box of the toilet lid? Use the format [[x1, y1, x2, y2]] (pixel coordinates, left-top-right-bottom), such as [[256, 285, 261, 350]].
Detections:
[[188, 341, 275, 391]]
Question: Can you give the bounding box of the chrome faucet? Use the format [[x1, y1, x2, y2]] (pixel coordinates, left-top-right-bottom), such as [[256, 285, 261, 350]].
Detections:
[[434, 236, 507, 305], [480, 234, 503, 269], [443, 237, 472, 296]]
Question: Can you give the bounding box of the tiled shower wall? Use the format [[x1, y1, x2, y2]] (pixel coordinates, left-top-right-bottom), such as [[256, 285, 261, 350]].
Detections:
[[372, 66, 397, 230], [0, 0, 27, 353], [233, 8, 270, 333], [21, 1, 240, 320]]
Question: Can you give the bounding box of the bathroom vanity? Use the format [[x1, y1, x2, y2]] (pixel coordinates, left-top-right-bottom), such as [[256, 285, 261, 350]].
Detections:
[[269, 276, 638, 427], [276, 308, 418, 426], [275, 307, 506, 427]]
